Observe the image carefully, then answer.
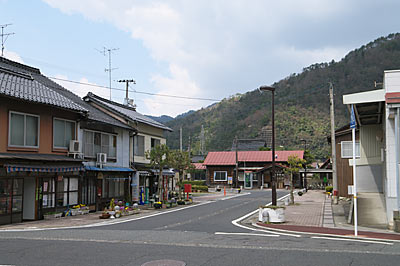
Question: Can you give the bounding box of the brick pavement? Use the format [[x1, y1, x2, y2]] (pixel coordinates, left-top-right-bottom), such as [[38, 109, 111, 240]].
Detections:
[[281, 190, 325, 227]]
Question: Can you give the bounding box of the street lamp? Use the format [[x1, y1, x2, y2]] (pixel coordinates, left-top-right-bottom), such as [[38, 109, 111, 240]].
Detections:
[[259, 85, 276, 206], [301, 139, 307, 191]]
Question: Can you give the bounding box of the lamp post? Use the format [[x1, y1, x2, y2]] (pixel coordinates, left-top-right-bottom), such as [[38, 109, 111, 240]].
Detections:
[[301, 139, 307, 191], [259, 85, 276, 206]]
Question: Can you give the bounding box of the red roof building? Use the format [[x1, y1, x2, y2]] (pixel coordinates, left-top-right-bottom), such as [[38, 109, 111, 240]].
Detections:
[[203, 150, 304, 188], [204, 150, 304, 165]]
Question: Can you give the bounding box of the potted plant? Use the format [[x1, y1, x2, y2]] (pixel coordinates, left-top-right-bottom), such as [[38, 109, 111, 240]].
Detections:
[[99, 209, 111, 219], [154, 201, 162, 209]]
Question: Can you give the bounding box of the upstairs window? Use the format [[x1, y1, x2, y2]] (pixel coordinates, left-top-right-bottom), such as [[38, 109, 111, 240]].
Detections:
[[84, 130, 117, 159], [341, 141, 360, 158], [134, 135, 145, 156], [53, 118, 76, 149], [9, 111, 39, 148]]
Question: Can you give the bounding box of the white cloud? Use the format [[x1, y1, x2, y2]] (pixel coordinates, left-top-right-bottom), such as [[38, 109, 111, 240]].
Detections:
[[143, 64, 203, 116], [52, 74, 109, 99], [42, 0, 400, 116], [3, 50, 24, 64]]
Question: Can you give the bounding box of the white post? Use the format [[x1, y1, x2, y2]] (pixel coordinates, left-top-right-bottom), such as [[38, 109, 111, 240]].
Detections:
[[351, 105, 358, 236]]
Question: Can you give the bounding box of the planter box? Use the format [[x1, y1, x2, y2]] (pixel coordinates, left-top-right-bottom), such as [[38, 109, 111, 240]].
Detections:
[[70, 209, 79, 216], [258, 207, 285, 223], [43, 213, 63, 220]]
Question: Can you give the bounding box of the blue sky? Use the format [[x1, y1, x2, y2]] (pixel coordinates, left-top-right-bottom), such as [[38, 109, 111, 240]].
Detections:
[[2, 0, 400, 117]]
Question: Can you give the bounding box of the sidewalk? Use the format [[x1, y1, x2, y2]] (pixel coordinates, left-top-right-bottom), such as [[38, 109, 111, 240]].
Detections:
[[0, 191, 238, 231], [253, 190, 400, 241]]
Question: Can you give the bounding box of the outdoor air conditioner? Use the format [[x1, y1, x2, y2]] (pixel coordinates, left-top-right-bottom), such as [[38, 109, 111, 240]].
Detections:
[[97, 153, 107, 165], [69, 140, 81, 153]]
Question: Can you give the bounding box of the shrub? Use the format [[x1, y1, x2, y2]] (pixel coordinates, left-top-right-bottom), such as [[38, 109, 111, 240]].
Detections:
[[192, 185, 208, 192], [180, 180, 206, 186], [325, 186, 333, 193]]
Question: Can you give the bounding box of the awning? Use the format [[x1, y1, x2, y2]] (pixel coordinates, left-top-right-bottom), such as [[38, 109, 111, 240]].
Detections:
[[5, 164, 84, 173], [85, 165, 134, 172]]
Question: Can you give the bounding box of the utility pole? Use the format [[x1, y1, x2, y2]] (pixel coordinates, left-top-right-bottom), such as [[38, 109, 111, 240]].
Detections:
[[329, 82, 338, 204], [118, 79, 136, 105], [0, 24, 15, 57], [180, 127, 183, 151], [200, 125, 205, 155], [97, 47, 118, 100], [235, 136, 238, 188]]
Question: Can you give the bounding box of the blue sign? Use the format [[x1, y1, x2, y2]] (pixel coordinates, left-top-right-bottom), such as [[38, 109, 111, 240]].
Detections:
[[350, 105, 356, 129]]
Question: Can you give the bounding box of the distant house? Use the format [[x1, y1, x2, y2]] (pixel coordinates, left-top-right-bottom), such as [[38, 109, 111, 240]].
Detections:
[[203, 150, 304, 189]]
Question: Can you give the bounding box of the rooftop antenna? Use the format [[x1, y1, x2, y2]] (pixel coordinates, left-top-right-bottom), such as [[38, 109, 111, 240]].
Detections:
[[97, 46, 119, 100], [0, 24, 15, 57]]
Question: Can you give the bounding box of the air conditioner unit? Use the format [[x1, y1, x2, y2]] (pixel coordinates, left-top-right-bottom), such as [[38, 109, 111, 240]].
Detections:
[[97, 153, 107, 165], [69, 140, 81, 153]]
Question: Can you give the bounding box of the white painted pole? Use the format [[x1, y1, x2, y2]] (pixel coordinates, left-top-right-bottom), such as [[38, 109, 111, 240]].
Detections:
[[352, 105, 358, 236]]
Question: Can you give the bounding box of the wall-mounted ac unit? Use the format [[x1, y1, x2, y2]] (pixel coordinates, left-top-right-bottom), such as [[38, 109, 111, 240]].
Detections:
[[97, 153, 107, 165], [69, 140, 81, 153]]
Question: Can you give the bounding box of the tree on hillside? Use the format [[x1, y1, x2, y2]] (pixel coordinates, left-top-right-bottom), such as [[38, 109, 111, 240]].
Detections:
[[146, 144, 170, 202], [168, 149, 194, 199], [284, 155, 306, 204]]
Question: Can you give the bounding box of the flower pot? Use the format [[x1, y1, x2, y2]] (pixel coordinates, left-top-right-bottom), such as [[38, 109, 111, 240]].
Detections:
[[99, 213, 111, 219]]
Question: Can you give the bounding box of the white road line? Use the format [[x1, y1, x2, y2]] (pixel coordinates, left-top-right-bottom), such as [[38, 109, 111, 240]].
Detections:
[[0, 192, 252, 232], [215, 232, 279, 237], [311, 236, 393, 245], [231, 193, 302, 238]]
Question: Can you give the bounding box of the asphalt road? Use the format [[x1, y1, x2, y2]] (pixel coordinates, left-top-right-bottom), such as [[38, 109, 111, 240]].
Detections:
[[0, 190, 399, 266]]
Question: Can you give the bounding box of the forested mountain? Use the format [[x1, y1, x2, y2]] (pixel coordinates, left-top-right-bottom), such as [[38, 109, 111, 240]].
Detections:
[[165, 33, 400, 160]]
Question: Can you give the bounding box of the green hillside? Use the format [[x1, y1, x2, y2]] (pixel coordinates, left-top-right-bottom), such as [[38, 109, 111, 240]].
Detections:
[[165, 33, 400, 160]]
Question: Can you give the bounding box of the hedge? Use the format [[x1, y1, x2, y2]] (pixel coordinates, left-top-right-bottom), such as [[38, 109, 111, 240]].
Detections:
[[191, 185, 208, 192], [180, 180, 206, 186]]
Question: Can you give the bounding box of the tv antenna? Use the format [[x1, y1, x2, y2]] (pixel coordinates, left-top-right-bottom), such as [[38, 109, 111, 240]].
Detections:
[[0, 24, 15, 57], [97, 46, 119, 100]]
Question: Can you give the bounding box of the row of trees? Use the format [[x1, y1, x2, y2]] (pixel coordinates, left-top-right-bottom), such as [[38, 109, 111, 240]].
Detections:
[[145, 144, 194, 202]]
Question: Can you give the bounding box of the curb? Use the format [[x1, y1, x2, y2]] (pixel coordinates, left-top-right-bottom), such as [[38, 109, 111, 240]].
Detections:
[[253, 222, 400, 242]]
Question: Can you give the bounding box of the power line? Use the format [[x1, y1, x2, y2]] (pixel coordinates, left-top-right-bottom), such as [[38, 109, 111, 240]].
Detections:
[[48, 76, 220, 101]]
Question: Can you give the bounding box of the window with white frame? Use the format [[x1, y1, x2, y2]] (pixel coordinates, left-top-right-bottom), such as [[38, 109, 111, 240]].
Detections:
[[53, 118, 76, 149], [9, 111, 39, 148], [341, 141, 360, 158], [134, 135, 145, 156], [214, 171, 227, 181], [83, 130, 117, 159]]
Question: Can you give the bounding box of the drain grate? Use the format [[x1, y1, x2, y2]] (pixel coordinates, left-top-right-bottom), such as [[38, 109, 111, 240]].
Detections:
[[141, 260, 186, 266]]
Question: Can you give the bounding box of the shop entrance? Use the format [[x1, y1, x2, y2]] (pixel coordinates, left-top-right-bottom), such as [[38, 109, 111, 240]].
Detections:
[[0, 178, 23, 225]]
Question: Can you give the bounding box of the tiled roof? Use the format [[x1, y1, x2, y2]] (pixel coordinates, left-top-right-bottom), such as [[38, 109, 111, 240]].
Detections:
[[203, 150, 304, 166], [0, 66, 86, 112], [193, 163, 206, 170], [85, 93, 172, 131], [0, 57, 132, 130]]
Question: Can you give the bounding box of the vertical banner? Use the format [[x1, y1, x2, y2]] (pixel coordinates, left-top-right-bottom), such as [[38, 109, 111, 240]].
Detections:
[[131, 172, 139, 202]]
